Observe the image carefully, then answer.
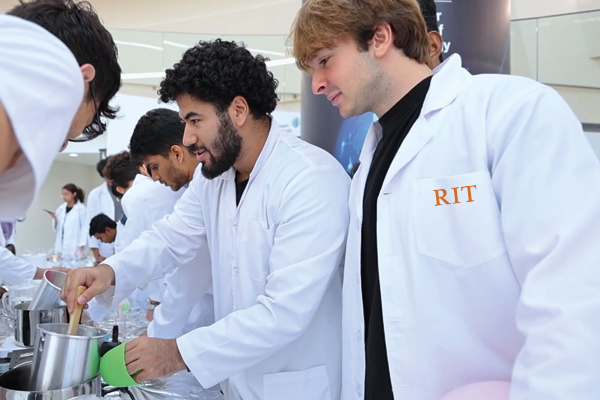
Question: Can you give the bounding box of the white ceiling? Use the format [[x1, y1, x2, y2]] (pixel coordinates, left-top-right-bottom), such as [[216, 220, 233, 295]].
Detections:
[[0, 0, 300, 35]]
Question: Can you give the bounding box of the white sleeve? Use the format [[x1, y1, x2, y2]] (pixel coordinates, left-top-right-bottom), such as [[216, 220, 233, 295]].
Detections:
[[77, 205, 88, 248], [97, 183, 208, 309], [488, 87, 600, 399], [86, 191, 101, 249], [0, 246, 36, 285], [148, 244, 213, 339]]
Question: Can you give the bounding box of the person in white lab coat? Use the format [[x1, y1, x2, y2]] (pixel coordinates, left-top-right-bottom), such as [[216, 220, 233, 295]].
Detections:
[[51, 183, 87, 257], [1, 221, 17, 255], [292, 1, 600, 400], [89, 213, 117, 245], [0, 0, 120, 286], [129, 108, 214, 338], [86, 157, 121, 263], [103, 150, 186, 311], [62, 40, 350, 400]]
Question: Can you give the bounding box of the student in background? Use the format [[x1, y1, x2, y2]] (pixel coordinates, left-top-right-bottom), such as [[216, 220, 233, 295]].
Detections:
[[87, 157, 122, 263], [50, 183, 87, 257]]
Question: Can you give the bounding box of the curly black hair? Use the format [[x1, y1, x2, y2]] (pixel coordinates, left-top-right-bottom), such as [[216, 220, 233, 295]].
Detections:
[[158, 39, 279, 119], [103, 151, 140, 191]]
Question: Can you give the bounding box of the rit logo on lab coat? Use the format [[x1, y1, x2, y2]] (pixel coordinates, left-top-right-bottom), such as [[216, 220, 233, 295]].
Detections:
[[433, 185, 477, 206]]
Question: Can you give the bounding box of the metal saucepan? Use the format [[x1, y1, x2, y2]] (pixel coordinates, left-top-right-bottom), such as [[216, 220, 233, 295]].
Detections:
[[28, 269, 67, 310], [1, 301, 68, 347], [0, 361, 101, 400], [29, 323, 108, 391]]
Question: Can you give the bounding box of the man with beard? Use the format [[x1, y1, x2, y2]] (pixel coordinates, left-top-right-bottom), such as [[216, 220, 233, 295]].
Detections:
[[62, 39, 350, 400]]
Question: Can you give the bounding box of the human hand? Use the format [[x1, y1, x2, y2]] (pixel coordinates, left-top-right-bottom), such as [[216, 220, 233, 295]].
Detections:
[[125, 336, 187, 382], [60, 264, 115, 313]]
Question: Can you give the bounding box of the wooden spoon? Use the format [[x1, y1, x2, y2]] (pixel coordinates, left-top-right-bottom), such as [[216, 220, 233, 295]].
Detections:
[[67, 286, 86, 335]]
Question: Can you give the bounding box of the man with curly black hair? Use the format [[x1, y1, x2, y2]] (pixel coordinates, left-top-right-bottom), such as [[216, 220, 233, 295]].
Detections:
[[63, 39, 349, 400]]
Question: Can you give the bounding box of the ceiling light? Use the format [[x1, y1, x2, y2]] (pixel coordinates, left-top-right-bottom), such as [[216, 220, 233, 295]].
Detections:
[[69, 153, 78, 157]]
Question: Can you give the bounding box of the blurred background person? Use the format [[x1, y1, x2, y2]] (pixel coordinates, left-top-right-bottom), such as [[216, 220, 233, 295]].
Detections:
[[1, 220, 17, 254], [50, 183, 87, 257], [86, 157, 122, 264]]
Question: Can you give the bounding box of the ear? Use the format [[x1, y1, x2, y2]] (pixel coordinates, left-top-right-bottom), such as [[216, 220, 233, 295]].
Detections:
[[80, 63, 96, 84], [427, 31, 443, 68], [171, 145, 184, 163], [116, 186, 127, 195], [228, 96, 250, 127], [371, 23, 394, 58]]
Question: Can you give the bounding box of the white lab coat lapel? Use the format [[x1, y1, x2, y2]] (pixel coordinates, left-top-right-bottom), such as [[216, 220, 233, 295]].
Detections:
[[379, 54, 469, 194]]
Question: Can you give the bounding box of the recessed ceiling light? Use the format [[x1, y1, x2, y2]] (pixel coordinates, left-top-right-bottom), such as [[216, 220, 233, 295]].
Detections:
[[69, 153, 78, 157]]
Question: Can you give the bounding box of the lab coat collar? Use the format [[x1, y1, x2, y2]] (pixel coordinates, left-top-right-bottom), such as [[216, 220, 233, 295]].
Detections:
[[422, 53, 472, 116], [356, 54, 472, 196], [214, 117, 280, 185]]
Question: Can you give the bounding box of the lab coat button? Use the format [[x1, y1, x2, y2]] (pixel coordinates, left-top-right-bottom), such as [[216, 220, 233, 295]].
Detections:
[[233, 267, 239, 274], [356, 331, 361, 342]]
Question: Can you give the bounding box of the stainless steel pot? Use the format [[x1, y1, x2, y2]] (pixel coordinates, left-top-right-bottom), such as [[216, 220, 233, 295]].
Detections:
[[0, 301, 68, 347], [29, 323, 108, 391], [28, 269, 67, 310], [0, 361, 101, 400]]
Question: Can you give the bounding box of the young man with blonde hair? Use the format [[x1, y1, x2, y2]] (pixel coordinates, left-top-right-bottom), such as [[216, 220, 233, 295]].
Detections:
[[292, 0, 600, 399]]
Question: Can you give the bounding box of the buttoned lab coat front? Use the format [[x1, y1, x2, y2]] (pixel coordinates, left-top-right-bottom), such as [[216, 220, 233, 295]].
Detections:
[[98, 123, 350, 400], [52, 201, 87, 256], [86, 182, 116, 258], [343, 54, 600, 400]]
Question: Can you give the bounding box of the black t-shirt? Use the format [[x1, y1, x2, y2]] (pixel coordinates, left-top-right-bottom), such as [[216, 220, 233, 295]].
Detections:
[[361, 76, 432, 399], [235, 179, 249, 206]]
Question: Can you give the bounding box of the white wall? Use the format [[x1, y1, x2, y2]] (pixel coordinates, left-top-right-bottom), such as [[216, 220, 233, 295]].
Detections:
[[14, 161, 103, 256], [512, 0, 600, 20]]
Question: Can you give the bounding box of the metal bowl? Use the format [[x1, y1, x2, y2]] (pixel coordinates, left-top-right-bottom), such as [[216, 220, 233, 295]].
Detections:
[[0, 362, 101, 400]]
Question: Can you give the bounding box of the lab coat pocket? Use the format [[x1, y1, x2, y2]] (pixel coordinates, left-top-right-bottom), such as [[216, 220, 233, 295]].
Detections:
[[244, 220, 276, 281], [263, 365, 332, 400], [412, 171, 506, 269]]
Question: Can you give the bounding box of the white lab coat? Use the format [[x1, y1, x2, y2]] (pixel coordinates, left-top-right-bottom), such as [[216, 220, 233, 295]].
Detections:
[[99, 123, 350, 400], [86, 182, 115, 258], [147, 166, 215, 339], [52, 201, 87, 256], [119, 174, 185, 304], [0, 246, 36, 285], [342, 54, 600, 400], [0, 15, 82, 221]]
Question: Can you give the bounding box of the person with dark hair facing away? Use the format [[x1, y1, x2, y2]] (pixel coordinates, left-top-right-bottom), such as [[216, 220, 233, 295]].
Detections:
[[292, 0, 600, 399], [49, 183, 87, 257], [89, 213, 117, 244], [86, 157, 123, 264], [129, 108, 199, 192], [62, 39, 349, 400], [128, 108, 214, 340]]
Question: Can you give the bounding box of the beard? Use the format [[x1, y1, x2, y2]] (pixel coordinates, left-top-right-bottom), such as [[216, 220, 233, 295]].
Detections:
[[166, 160, 190, 191], [193, 110, 243, 180]]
